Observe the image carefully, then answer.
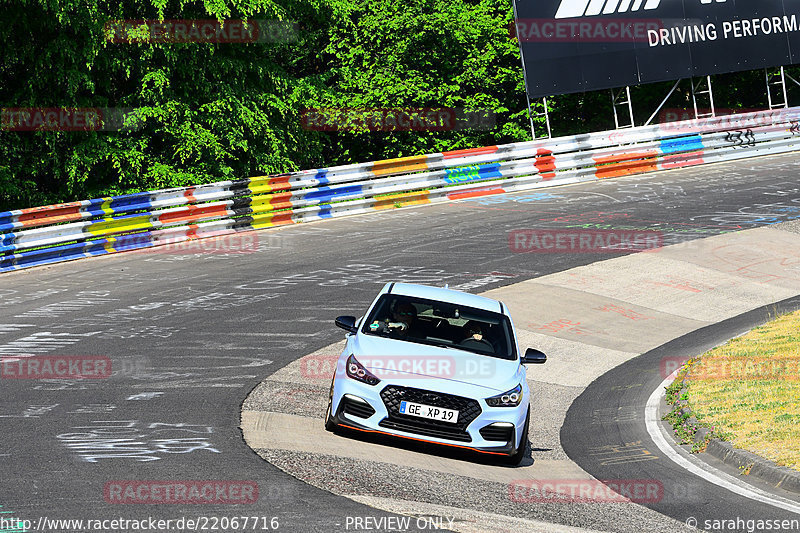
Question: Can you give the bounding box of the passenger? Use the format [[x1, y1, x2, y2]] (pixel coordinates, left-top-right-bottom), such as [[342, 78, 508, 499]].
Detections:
[[368, 301, 417, 336], [390, 302, 417, 335]]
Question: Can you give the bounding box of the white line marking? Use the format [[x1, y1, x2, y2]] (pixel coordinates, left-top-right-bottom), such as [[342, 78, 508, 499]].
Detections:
[[646, 373, 800, 514]]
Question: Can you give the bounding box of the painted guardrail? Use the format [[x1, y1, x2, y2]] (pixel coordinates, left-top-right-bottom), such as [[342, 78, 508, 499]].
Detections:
[[3, 107, 800, 273]]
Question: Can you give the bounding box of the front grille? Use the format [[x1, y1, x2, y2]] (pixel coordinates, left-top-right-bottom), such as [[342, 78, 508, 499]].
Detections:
[[479, 424, 513, 442], [341, 397, 376, 419], [379, 385, 482, 442]]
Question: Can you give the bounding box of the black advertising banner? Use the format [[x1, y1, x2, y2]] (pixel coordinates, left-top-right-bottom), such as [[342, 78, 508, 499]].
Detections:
[[514, 0, 800, 98]]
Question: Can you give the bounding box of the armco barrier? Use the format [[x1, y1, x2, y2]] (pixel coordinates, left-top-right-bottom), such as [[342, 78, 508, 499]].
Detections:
[[3, 107, 800, 273]]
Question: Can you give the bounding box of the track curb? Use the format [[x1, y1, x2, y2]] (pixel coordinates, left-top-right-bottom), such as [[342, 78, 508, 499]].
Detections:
[[704, 440, 800, 495]]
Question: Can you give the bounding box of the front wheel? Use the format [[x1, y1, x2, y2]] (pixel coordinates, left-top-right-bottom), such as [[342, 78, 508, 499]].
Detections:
[[324, 376, 338, 432], [505, 407, 530, 466]]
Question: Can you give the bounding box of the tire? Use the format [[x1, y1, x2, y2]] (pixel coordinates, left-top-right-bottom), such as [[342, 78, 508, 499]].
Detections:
[[324, 376, 338, 432], [505, 407, 530, 466]]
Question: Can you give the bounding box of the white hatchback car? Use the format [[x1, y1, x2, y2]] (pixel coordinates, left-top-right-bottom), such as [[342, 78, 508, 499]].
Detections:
[[324, 282, 546, 465]]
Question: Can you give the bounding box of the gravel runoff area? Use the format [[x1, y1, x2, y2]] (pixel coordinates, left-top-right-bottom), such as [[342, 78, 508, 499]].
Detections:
[[775, 219, 800, 234], [254, 449, 697, 533], [243, 343, 696, 533], [241, 377, 582, 462]]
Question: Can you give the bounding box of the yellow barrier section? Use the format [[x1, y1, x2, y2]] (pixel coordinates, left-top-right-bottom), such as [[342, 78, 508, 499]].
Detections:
[[371, 155, 429, 177], [373, 190, 431, 210]]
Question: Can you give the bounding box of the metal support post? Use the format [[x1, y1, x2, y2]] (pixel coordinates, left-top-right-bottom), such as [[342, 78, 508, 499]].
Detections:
[[611, 87, 635, 129], [691, 76, 716, 119], [786, 71, 800, 88], [528, 97, 552, 139], [644, 79, 683, 126], [766, 66, 789, 109]]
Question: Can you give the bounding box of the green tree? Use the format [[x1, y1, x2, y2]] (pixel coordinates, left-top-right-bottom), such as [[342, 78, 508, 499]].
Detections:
[[0, 0, 530, 211]]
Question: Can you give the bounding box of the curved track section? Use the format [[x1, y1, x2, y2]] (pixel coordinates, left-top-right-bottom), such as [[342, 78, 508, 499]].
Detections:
[[2, 153, 800, 532], [243, 223, 800, 531], [562, 295, 800, 529]]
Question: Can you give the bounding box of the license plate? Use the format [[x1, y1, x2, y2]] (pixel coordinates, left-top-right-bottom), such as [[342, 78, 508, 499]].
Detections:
[[399, 401, 459, 423]]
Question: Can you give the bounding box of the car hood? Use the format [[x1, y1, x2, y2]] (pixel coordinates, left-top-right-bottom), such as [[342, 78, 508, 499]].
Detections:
[[348, 334, 522, 394]]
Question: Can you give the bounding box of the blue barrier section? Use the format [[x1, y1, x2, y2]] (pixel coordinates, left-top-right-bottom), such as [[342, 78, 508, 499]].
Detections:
[[660, 135, 704, 154], [303, 184, 364, 203], [444, 163, 502, 184]]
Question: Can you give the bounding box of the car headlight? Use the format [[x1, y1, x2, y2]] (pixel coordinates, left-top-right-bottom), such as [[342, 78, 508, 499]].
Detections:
[[486, 384, 522, 407], [346, 354, 380, 386]]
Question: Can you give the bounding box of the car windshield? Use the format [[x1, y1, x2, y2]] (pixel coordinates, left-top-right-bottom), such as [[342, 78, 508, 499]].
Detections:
[[361, 294, 516, 360]]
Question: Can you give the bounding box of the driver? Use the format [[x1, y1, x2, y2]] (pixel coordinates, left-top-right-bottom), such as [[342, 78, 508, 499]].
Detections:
[[460, 321, 494, 352], [463, 321, 484, 342]]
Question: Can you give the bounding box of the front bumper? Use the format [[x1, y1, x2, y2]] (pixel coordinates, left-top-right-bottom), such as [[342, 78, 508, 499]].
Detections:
[[330, 380, 525, 457]]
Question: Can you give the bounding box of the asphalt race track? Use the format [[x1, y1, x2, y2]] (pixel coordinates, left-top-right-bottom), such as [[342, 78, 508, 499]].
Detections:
[[2, 152, 800, 532]]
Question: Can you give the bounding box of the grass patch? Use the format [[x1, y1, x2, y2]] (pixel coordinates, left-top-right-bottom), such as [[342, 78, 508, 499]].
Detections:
[[662, 361, 720, 453], [683, 308, 800, 471]]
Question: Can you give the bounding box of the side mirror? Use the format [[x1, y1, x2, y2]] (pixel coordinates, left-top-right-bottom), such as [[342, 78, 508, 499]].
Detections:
[[335, 315, 358, 334], [521, 348, 547, 365]]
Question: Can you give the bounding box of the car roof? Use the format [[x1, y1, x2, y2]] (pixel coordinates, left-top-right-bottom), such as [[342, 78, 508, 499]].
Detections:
[[384, 282, 504, 314]]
